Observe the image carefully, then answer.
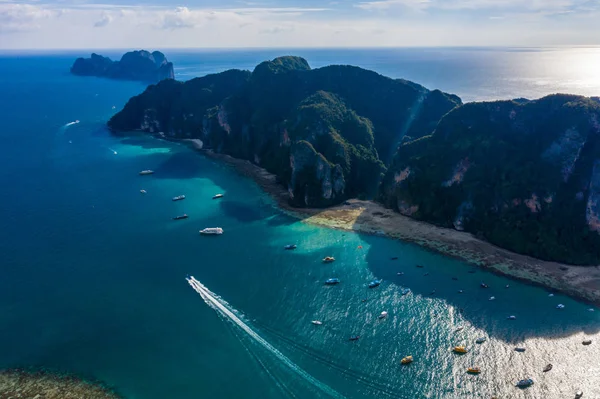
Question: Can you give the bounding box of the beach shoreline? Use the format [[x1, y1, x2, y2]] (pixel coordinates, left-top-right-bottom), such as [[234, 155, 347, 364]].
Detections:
[[189, 144, 600, 307]]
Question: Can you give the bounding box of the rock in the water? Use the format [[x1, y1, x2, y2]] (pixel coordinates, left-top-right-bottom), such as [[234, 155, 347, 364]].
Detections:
[[71, 50, 174, 82]]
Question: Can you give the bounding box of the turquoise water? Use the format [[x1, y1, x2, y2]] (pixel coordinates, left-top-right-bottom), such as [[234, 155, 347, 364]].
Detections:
[[0, 50, 599, 398]]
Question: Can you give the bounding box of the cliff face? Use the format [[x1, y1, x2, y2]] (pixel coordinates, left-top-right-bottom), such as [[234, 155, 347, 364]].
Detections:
[[381, 94, 600, 264], [71, 50, 174, 82], [108, 56, 461, 207]]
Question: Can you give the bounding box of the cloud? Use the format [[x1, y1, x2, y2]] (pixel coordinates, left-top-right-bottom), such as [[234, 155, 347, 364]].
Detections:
[[0, 3, 56, 32], [93, 12, 112, 27], [356, 0, 597, 14], [158, 6, 201, 29], [259, 25, 295, 34]]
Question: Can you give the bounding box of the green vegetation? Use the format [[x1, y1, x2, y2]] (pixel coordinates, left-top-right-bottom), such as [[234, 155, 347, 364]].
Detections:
[[381, 94, 600, 264], [109, 56, 459, 207]]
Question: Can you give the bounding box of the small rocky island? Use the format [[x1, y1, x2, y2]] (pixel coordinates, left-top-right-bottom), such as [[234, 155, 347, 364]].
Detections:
[[71, 50, 174, 82], [108, 56, 600, 265]]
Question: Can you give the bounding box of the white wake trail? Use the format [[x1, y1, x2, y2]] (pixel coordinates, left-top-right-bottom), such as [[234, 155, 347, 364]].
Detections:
[[186, 276, 345, 399]]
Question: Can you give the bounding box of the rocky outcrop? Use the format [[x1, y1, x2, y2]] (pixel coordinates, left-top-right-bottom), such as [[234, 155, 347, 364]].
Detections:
[[381, 94, 600, 264], [71, 50, 174, 82], [289, 141, 345, 207]]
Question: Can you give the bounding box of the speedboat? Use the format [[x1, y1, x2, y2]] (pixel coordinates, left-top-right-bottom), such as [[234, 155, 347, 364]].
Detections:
[[139, 170, 154, 175], [556, 304, 565, 309], [401, 288, 411, 296], [140, 189, 147, 194], [311, 320, 323, 325], [368, 279, 382, 288], [506, 284, 510, 288], [476, 337, 486, 344], [284, 244, 297, 250], [349, 335, 360, 341], [480, 282, 489, 288], [378, 311, 388, 319], [516, 378, 534, 388], [515, 347, 526, 352], [589, 308, 595, 312], [401, 355, 413, 365], [575, 391, 583, 398], [458, 290, 464, 294], [325, 278, 340, 285], [543, 364, 553, 372], [548, 293, 555, 297], [582, 339, 592, 345], [172, 214, 188, 220], [453, 346, 467, 354], [397, 272, 404, 276], [212, 193, 224, 199], [467, 367, 481, 374], [322, 256, 335, 263], [489, 296, 496, 301], [507, 315, 517, 320], [391, 257, 398, 260], [199, 227, 223, 235], [455, 326, 464, 332], [172, 195, 185, 201], [416, 264, 424, 268]]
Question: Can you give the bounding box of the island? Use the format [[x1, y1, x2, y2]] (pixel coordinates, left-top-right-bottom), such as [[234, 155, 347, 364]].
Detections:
[[71, 50, 174, 82], [108, 56, 600, 303]]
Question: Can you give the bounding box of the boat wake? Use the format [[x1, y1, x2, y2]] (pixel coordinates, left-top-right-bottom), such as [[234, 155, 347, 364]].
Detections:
[[186, 276, 345, 399], [107, 147, 118, 155], [57, 120, 80, 135]]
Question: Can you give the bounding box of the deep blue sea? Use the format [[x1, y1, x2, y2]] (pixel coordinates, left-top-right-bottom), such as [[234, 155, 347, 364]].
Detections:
[[0, 48, 599, 399]]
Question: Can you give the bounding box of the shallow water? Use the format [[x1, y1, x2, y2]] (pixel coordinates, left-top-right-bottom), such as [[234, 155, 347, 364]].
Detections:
[[0, 50, 598, 399]]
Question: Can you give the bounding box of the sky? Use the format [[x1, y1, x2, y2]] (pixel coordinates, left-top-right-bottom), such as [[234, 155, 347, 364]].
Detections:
[[1, 0, 599, 49]]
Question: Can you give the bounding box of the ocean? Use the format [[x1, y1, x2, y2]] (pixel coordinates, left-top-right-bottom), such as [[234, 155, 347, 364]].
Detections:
[[0, 48, 599, 399]]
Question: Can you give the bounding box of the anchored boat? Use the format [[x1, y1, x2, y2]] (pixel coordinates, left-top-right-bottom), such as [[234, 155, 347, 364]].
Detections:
[[401, 356, 413, 365], [172, 195, 186, 201], [516, 378, 534, 388], [325, 278, 340, 285], [199, 227, 223, 235], [139, 170, 154, 175], [172, 214, 188, 220], [368, 279, 382, 288]]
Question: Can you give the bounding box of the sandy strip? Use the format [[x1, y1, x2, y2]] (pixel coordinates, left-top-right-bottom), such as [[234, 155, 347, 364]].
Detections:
[[189, 145, 600, 307]]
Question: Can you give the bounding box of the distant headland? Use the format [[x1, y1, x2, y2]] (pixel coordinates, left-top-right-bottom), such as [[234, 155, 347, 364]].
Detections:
[[71, 50, 174, 82]]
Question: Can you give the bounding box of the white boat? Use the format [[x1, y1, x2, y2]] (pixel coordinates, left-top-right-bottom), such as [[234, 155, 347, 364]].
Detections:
[[212, 193, 224, 199], [140, 189, 147, 194], [172, 195, 186, 201], [476, 337, 486, 344], [378, 311, 388, 319], [575, 391, 583, 398], [311, 320, 323, 325], [489, 296, 496, 301], [548, 293, 555, 297], [507, 315, 516, 320], [556, 304, 565, 309], [139, 170, 154, 175], [199, 227, 223, 235], [589, 308, 595, 312]]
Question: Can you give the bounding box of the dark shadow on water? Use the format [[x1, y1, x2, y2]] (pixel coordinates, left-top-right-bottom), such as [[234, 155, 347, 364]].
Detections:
[[219, 200, 269, 223], [152, 151, 204, 180], [358, 232, 600, 342]]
